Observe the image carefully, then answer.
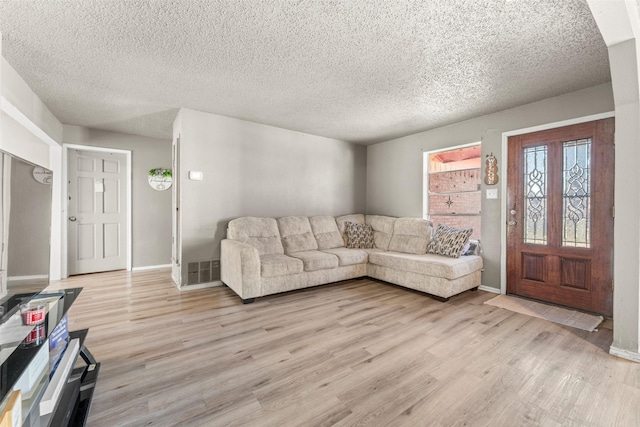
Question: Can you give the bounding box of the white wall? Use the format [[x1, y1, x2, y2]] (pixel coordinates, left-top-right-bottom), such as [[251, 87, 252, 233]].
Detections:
[[588, 0, 640, 361], [7, 158, 51, 277], [367, 83, 615, 290], [0, 110, 51, 168], [174, 108, 367, 285], [1, 58, 63, 147], [1, 55, 63, 281]]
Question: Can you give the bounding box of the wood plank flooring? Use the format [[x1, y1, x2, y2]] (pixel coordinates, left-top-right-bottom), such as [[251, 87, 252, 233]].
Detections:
[[49, 269, 640, 427]]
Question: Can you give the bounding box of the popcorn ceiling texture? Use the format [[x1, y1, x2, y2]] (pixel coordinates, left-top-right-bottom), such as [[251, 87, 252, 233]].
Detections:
[[0, 0, 610, 144]]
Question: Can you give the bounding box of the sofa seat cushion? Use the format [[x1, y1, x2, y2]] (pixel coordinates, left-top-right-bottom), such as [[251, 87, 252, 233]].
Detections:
[[289, 250, 339, 272], [260, 254, 304, 278], [362, 248, 384, 254], [368, 251, 483, 280], [321, 248, 368, 266], [310, 216, 344, 250]]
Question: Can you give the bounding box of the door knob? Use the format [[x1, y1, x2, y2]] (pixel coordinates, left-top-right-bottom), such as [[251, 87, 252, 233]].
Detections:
[[68, 216, 77, 222], [508, 220, 517, 226]]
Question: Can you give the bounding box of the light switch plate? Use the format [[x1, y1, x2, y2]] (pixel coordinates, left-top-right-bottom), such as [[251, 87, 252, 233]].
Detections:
[[189, 171, 203, 181], [486, 188, 498, 199]]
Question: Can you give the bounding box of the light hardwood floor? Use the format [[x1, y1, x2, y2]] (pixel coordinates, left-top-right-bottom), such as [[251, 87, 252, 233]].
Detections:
[[50, 269, 640, 427]]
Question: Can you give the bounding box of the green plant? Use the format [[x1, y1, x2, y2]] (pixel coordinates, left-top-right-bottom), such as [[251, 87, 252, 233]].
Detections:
[[148, 168, 172, 178]]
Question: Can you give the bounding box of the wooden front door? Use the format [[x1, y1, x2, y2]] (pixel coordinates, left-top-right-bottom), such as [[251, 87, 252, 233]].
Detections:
[[506, 119, 614, 316]]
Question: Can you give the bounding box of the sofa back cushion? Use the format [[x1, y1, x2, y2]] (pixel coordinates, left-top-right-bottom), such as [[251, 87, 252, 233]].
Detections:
[[309, 216, 344, 250], [366, 215, 397, 250], [277, 216, 319, 254], [388, 218, 431, 255], [227, 217, 284, 256], [335, 214, 365, 245]]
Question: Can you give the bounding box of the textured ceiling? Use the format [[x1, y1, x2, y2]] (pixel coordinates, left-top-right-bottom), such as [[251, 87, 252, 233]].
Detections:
[[0, 0, 610, 145]]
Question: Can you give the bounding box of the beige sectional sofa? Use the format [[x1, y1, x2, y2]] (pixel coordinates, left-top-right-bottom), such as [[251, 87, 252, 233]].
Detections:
[[221, 214, 483, 303]]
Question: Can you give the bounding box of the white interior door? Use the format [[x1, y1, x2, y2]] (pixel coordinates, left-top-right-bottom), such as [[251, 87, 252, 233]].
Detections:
[[68, 149, 127, 275]]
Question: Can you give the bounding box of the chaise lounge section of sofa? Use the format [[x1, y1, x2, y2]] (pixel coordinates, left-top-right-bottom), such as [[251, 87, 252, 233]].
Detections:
[[221, 214, 482, 303]]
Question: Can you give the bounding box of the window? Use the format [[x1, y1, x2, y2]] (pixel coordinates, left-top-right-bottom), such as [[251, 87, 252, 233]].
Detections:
[[424, 143, 481, 239]]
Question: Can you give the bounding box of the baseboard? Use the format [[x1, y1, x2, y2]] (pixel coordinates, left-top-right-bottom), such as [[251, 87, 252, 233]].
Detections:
[[609, 346, 640, 363], [131, 264, 172, 272], [478, 285, 501, 294], [179, 280, 223, 292], [8, 274, 48, 281]]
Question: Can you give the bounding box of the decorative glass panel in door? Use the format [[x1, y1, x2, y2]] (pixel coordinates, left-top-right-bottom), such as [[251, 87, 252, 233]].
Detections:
[[523, 145, 547, 245], [562, 139, 591, 248]]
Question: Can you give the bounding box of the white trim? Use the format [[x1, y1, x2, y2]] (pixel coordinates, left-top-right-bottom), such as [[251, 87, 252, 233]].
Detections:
[[610, 346, 640, 363], [499, 111, 615, 294], [61, 147, 68, 278], [178, 280, 223, 291], [8, 274, 48, 281], [423, 140, 482, 154], [131, 264, 172, 272], [62, 144, 133, 276], [478, 285, 501, 294], [0, 97, 59, 148], [125, 152, 132, 272], [501, 111, 615, 140], [64, 144, 131, 155], [49, 145, 62, 281]]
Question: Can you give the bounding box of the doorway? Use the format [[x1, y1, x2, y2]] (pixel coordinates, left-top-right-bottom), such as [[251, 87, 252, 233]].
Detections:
[[506, 118, 614, 316], [63, 145, 132, 276]]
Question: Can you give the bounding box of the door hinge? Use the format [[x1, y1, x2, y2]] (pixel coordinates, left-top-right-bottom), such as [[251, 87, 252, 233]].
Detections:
[[612, 279, 614, 291], [612, 205, 615, 218]]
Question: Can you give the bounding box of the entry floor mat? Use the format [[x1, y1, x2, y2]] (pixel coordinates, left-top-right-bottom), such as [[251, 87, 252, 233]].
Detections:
[[484, 294, 603, 332]]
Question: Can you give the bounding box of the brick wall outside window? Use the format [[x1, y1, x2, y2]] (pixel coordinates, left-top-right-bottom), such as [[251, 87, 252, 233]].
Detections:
[[429, 169, 480, 193], [427, 160, 482, 240]]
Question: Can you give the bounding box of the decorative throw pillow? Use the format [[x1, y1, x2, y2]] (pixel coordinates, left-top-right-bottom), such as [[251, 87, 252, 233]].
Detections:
[[427, 224, 473, 258], [345, 221, 375, 249]]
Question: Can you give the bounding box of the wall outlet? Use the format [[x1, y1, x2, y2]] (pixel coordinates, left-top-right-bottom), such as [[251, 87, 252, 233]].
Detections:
[[486, 188, 498, 199]]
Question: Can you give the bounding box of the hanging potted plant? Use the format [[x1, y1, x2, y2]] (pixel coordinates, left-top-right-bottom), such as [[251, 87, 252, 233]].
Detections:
[[148, 168, 173, 191]]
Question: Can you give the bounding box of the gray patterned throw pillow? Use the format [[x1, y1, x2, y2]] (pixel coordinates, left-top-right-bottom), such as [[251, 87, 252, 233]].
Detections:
[[345, 221, 375, 249], [427, 224, 473, 258]]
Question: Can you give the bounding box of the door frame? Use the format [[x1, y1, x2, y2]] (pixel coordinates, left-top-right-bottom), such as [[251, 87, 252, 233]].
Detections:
[[499, 111, 615, 295], [61, 144, 132, 278]]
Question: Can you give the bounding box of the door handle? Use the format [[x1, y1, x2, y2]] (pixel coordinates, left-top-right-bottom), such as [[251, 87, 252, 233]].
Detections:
[[508, 220, 517, 226], [68, 216, 77, 222]]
